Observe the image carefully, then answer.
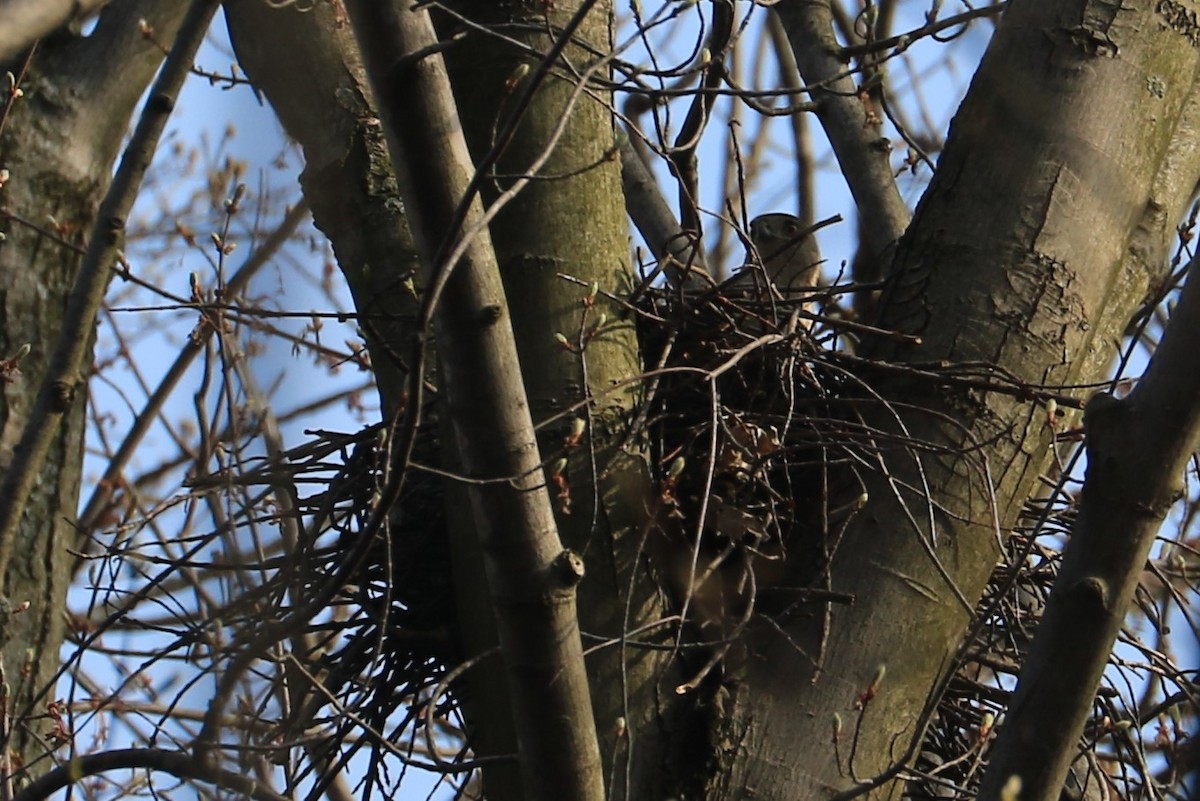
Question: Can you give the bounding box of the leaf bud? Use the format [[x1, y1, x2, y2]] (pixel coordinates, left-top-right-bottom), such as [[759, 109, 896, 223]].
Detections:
[[504, 63, 531, 92], [871, 664, 887, 689]]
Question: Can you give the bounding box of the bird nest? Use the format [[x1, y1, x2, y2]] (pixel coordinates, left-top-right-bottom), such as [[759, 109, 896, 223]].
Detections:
[[267, 275, 1083, 798], [633, 280, 861, 619], [279, 279, 869, 788]]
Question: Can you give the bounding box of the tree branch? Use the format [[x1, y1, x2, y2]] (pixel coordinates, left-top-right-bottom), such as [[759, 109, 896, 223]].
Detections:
[[620, 133, 709, 286], [978, 253, 1200, 800], [224, 0, 421, 411], [344, 3, 606, 801], [11, 748, 287, 801], [772, 0, 910, 268], [0, 0, 219, 583]]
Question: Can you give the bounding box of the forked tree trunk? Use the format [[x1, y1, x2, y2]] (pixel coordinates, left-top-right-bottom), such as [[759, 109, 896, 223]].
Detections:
[[716, 3, 1200, 797], [230, 1, 1200, 799], [238, 3, 681, 797]]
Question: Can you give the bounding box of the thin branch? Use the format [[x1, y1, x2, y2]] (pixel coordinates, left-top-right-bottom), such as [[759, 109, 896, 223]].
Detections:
[[78, 200, 310, 535], [979, 254, 1200, 800], [771, 1, 910, 265], [11, 748, 287, 801], [0, 0, 221, 582], [839, 4, 1007, 59]]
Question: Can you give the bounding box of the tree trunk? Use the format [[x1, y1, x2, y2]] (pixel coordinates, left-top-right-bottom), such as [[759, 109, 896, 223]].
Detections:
[[0, 0, 188, 773], [713, 2, 1200, 798], [435, 3, 694, 798], [224, 2, 1200, 799]]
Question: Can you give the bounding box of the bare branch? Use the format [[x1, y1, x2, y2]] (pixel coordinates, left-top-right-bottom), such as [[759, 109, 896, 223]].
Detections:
[[77, 200, 311, 536], [11, 748, 287, 801], [620, 134, 709, 286], [344, 2, 606, 800], [978, 252, 1200, 801], [772, 1, 910, 267], [0, 0, 219, 582]]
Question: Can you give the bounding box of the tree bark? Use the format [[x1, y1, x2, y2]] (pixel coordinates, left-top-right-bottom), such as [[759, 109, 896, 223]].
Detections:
[[0, 0, 189, 772], [711, 2, 1200, 798], [224, 1, 420, 414], [0, 0, 112, 62], [345, 3, 607, 800], [436, 3, 683, 799]]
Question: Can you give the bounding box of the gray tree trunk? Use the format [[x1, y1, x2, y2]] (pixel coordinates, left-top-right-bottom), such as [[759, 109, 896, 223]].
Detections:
[[436, 3, 682, 799], [715, 2, 1200, 797], [219, 1, 1200, 799], [0, 0, 188, 772]]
